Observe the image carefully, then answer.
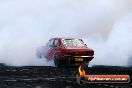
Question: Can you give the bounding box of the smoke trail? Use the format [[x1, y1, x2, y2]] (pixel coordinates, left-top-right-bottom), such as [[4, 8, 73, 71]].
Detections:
[[89, 13, 132, 66], [0, 0, 132, 66]]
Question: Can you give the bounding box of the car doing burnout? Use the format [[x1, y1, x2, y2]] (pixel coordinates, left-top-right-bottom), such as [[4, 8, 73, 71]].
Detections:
[[36, 38, 94, 67]]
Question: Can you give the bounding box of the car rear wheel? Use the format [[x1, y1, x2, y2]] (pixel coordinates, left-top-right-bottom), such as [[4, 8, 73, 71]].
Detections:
[[82, 61, 89, 67]]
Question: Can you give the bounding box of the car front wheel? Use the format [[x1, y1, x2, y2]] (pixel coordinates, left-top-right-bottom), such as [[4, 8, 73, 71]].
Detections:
[[54, 56, 61, 67]]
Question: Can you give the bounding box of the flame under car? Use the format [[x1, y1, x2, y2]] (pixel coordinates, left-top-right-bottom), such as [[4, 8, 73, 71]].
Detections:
[[36, 38, 94, 67]]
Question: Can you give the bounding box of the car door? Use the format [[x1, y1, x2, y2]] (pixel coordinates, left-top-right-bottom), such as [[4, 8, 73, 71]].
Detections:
[[52, 39, 59, 56], [46, 39, 54, 60], [46, 39, 59, 60]]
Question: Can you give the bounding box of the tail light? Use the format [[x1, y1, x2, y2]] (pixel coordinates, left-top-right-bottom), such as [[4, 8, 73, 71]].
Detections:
[[88, 51, 94, 56]]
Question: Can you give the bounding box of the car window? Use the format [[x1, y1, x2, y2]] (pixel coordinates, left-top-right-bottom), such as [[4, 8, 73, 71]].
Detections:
[[62, 39, 85, 47], [54, 39, 59, 47], [48, 39, 54, 47]]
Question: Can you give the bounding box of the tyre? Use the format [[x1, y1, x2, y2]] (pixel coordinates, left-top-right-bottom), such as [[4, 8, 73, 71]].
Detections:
[[54, 55, 61, 67], [82, 61, 89, 68]]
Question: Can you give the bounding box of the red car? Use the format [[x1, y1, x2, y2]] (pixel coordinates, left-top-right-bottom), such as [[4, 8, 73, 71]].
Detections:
[[36, 38, 94, 67]]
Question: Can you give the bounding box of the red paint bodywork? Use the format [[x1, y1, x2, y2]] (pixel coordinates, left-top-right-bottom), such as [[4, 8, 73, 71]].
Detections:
[[36, 38, 94, 63]]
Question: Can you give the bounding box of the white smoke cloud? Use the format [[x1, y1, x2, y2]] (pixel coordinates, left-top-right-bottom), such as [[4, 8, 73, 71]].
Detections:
[[0, 0, 132, 66], [90, 13, 132, 66]]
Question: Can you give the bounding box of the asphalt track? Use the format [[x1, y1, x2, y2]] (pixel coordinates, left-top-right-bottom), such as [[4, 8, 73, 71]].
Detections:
[[0, 64, 132, 88]]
